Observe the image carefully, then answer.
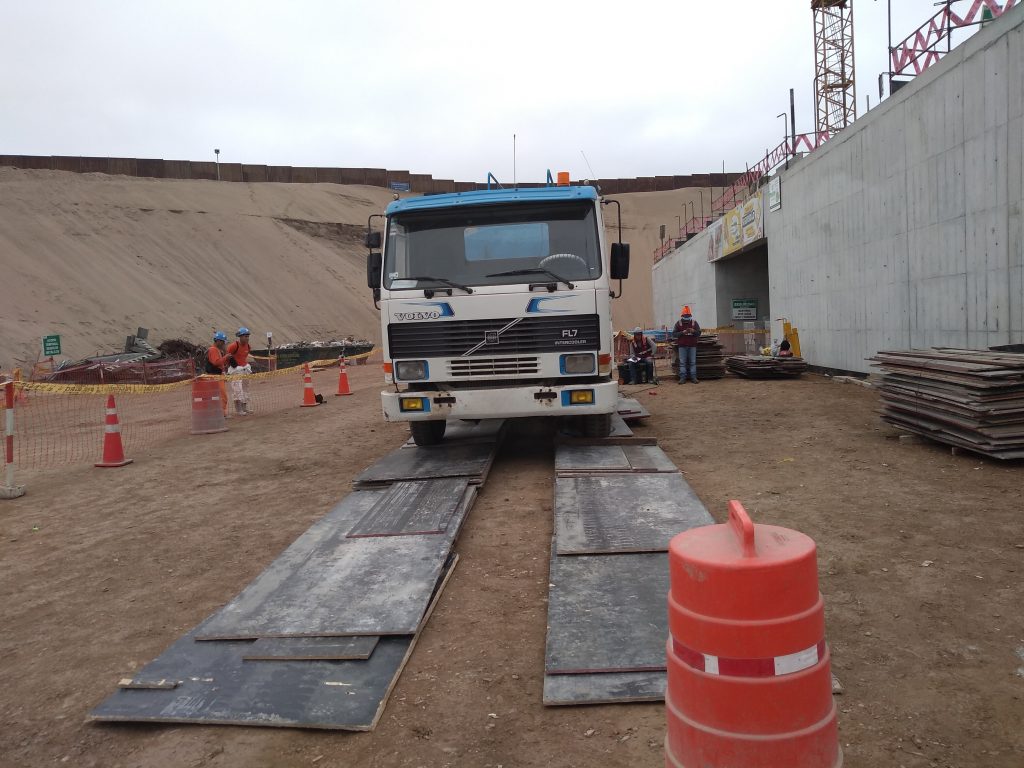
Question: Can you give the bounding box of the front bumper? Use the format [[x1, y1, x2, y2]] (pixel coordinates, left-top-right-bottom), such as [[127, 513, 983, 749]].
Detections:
[[382, 380, 619, 422]]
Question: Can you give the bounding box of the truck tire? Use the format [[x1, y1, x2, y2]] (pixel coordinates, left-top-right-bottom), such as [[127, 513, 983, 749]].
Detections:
[[410, 420, 446, 446], [581, 412, 611, 438]]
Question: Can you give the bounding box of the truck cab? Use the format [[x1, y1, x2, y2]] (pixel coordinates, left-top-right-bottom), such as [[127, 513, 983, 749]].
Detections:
[[366, 183, 629, 446]]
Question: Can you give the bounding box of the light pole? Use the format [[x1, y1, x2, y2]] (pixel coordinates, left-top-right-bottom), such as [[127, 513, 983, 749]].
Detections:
[[676, 214, 682, 236], [777, 113, 789, 170], [214, 148, 220, 181], [688, 201, 695, 230]]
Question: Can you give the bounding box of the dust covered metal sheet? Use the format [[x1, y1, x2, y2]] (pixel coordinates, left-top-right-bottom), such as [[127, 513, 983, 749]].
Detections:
[[242, 636, 379, 661], [195, 487, 475, 638], [553, 474, 712, 555], [543, 670, 665, 706], [555, 445, 630, 473], [354, 440, 499, 488], [347, 478, 469, 537], [555, 445, 678, 475], [544, 550, 670, 674], [91, 631, 412, 730]]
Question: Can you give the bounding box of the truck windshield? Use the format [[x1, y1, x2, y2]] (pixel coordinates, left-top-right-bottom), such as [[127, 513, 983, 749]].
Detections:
[[383, 201, 601, 290]]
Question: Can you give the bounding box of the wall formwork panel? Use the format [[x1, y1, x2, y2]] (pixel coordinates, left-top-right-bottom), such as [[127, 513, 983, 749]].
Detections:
[[242, 164, 269, 182], [163, 160, 192, 179]]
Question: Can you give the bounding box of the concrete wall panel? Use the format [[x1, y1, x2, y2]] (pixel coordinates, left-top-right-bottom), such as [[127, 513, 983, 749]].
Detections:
[[164, 160, 191, 179], [660, 6, 1024, 371], [241, 164, 268, 183]]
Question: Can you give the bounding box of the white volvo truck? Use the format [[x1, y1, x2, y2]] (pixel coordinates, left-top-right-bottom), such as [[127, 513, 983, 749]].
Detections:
[[364, 183, 629, 446]]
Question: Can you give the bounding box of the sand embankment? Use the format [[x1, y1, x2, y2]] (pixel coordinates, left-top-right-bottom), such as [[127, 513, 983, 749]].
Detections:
[[0, 168, 706, 365]]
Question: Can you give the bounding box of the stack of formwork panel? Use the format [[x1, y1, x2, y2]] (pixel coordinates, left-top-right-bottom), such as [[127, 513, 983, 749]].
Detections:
[[725, 355, 808, 378], [696, 335, 727, 379], [870, 348, 1024, 459]]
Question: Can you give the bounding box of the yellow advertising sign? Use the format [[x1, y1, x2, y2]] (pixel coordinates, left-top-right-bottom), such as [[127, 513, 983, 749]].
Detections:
[[719, 191, 764, 258]]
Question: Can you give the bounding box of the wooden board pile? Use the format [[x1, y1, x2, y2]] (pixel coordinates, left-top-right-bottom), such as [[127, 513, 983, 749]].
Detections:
[[726, 355, 808, 378], [869, 348, 1024, 459], [696, 335, 727, 379]]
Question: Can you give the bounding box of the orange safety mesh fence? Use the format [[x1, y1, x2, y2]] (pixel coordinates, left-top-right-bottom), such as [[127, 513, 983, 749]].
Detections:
[[7, 364, 346, 470]]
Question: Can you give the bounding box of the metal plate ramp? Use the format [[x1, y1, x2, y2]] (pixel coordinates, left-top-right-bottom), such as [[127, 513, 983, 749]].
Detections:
[[91, 420, 504, 730], [543, 415, 714, 706]]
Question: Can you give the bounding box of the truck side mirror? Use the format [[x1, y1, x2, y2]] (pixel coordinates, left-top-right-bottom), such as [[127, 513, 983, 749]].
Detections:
[[366, 252, 383, 290], [610, 243, 630, 280], [365, 231, 382, 250]]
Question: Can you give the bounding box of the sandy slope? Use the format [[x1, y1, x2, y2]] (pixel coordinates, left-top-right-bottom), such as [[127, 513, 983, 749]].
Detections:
[[0, 168, 708, 366]]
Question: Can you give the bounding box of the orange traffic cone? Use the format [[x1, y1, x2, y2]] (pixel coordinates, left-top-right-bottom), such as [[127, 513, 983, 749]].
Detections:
[[95, 394, 133, 468], [300, 364, 319, 407], [335, 357, 352, 396]]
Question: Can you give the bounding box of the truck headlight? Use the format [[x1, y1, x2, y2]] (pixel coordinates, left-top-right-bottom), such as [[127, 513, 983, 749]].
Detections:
[[395, 360, 428, 381], [560, 353, 596, 374]]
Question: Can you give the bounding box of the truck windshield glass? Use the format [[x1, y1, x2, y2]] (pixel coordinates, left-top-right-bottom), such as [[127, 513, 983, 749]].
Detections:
[[384, 202, 600, 290]]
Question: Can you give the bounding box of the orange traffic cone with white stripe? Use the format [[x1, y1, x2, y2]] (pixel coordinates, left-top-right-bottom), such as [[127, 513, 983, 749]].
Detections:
[[335, 357, 352, 396], [301, 364, 320, 407], [95, 394, 133, 468]]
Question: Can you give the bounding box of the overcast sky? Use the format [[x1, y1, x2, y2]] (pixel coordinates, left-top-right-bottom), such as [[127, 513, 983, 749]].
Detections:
[[1, 1, 983, 182]]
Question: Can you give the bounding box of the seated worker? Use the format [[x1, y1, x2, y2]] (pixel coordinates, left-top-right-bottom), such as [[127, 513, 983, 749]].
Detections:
[[778, 338, 795, 358], [627, 327, 656, 384]]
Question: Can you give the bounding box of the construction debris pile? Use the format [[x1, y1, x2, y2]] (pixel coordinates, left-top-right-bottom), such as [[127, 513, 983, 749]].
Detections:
[[696, 334, 727, 379], [725, 355, 808, 379], [870, 348, 1024, 460]]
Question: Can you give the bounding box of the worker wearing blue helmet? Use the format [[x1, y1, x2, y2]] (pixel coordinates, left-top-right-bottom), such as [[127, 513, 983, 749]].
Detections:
[[226, 327, 253, 415], [205, 331, 229, 375]]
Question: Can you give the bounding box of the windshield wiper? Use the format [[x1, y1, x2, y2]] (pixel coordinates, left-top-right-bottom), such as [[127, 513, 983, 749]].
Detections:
[[485, 268, 575, 289], [404, 276, 474, 294]]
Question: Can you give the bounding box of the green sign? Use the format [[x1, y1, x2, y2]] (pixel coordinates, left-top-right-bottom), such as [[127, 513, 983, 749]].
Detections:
[[42, 334, 62, 357], [731, 299, 758, 321]]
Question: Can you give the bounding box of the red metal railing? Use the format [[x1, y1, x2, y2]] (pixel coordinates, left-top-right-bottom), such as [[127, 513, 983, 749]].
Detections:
[[653, 131, 830, 262], [891, 0, 1016, 78]]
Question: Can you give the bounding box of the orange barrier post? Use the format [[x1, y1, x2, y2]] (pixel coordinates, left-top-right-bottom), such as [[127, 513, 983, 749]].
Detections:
[[191, 378, 229, 435], [665, 500, 840, 768], [95, 394, 133, 468], [300, 364, 319, 407], [335, 357, 352, 396], [2, 380, 26, 499]]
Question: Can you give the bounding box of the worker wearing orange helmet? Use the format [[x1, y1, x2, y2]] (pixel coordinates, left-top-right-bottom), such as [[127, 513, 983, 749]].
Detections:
[[672, 305, 701, 383]]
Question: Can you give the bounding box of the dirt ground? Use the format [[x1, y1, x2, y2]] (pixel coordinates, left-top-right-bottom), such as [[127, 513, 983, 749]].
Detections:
[[1, 363, 1022, 768]]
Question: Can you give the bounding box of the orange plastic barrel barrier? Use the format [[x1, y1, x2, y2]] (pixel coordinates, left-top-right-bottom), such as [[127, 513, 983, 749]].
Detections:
[[190, 378, 228, 435], [665, 500, 841, 767]]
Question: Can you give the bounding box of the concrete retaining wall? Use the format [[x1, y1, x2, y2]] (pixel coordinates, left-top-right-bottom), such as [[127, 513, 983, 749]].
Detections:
[[0, 153, 739, 195], [653, 5, 1024, 373]]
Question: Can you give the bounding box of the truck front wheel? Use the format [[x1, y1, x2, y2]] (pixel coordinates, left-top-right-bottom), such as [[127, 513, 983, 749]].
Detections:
[[410, 420, 447, 446], [581, 412, 612, 438]]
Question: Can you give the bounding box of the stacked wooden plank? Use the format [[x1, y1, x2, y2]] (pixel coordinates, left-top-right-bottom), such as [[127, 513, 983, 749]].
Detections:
[[870, 348, 1024, 459], [696, 334, 727, 379], [91, 422, 504, 730], [726, 355, 808, 378]]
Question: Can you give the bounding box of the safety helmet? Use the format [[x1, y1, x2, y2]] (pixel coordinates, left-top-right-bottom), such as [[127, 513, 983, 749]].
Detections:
[[632, 327, 643, 334], [236, 327, 251, 336], [213, 331, 227, 342]]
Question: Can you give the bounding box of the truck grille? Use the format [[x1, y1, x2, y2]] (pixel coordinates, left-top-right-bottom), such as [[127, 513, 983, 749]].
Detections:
[[389, 314, 600, 359], [448, 357, 539, 377]]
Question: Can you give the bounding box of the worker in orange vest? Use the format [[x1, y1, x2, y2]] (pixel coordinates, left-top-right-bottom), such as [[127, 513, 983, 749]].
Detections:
[[225, 327, 253, 415], [205, 331, 230, 416], [672, 306, 701, 384]]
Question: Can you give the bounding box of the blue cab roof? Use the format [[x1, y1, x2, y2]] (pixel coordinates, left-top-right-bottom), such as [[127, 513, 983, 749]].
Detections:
[[386, 185, 599, 216]]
